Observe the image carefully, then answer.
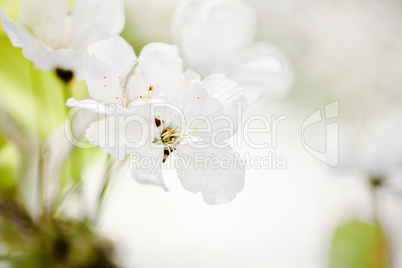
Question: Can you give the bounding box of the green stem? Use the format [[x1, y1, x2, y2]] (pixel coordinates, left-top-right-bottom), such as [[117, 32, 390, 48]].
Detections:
[[29, 63, 47, 218], [369, 176, 383, 226], [50, 80, 76, 214], [93, 155, 114, 222]]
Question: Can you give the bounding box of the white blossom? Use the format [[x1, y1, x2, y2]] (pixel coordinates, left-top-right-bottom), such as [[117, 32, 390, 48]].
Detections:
[[171, 0, 294, 105], [67, 37, 246, 204], [0, 0, 125, 79]]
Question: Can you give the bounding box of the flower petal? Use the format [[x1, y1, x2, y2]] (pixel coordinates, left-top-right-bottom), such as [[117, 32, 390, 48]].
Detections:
[[227, 42, 294, 103], [70, 0, 125, 52], [18, 0, 69, 47], [138, 42, 185, 99], [83, 36, 137, 103], [85, 113, 152, 158], [130, 142, 166, 190], [175, 143, 245, 205], [172, 0, 256, 75], [183, 74, 245, 142], [65, 97, 126, 115]]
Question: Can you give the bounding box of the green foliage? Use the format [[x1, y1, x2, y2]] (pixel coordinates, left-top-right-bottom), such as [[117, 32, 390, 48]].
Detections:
[[0, 140, 19, 191], [0, 195, 117, 268], [330, 219, 391, 268], [0, 129, 22, 191]]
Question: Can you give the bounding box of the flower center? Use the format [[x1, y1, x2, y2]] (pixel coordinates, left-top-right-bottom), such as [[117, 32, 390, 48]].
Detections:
[[153, 119, 181, 162]]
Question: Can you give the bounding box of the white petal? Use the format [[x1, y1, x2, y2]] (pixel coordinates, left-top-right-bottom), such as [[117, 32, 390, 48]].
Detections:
[[139, 42, 180, 58], [201, 74, 245, 109], [37, 48, 83, 79], [227, 42, 294, 103], [183, 74, 245, 141], [85, 110, 152, 158], [70, 0, 125, 52], [0, 9, 33, 47], [130, 143, 166, 190], [172, 0, 256, 75], [138, 42, 185, 99], [84, 37, 137, 103], [175, 143, 245, 205], [18, 0, 69, 47], [65, 97, 125, 115], [184, 69, 202, 87]]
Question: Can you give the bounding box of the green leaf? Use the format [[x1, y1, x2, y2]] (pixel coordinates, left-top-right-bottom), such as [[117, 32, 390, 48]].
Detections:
[[330, 219, 391, 268]]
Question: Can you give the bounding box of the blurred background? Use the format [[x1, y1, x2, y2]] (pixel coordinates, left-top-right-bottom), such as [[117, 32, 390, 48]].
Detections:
[[1, 0, 402, 267]]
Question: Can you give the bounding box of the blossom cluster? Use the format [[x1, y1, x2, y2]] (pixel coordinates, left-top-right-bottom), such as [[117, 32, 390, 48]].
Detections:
[[0, 0, 293, 204]]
